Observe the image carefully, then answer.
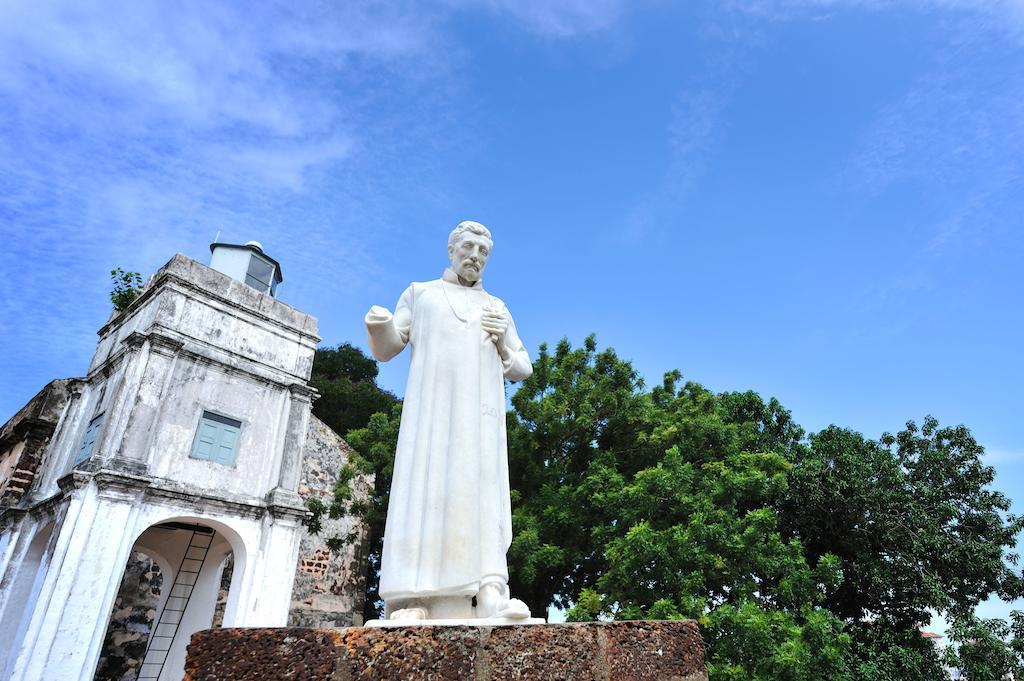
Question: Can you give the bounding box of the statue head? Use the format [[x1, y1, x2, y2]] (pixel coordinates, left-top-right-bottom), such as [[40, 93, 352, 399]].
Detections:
[[448, 220, 492, 284]]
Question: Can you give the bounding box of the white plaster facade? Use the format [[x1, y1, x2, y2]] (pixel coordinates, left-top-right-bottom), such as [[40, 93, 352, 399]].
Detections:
[[0, 253, 323, 681]]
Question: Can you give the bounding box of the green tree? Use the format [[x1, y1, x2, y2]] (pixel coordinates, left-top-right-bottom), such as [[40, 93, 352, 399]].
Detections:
[[506, 336, 652, 617], [342, 405, 403, 621], [780, 419, 1024, 678], [946, 612, 1024, 680], [783, 420, 1024, 625], [845, 622, 947, 681], [705, 602, 852, 681], [507, 337, 851, 680], [309, 343, 397, 438]]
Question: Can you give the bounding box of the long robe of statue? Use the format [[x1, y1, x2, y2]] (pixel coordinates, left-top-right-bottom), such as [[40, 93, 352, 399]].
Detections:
[[365, 222, 533, 621]]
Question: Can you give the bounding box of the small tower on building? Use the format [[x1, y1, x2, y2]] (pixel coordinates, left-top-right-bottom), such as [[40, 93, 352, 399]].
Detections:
[[0, 244, 366, 681], [209, 240, 283, 297]]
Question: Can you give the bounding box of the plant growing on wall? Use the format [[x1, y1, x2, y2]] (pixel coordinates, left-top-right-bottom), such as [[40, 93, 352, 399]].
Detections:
[[110, 268, 144, 311]]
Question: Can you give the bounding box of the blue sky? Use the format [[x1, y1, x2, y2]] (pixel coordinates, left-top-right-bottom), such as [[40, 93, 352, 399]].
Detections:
[[2, 0, 1022, 630]]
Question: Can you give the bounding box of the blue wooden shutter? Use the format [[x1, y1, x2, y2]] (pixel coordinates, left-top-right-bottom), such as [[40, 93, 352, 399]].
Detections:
[[191, 411, 242, 465], [75, 414, 104, 466]]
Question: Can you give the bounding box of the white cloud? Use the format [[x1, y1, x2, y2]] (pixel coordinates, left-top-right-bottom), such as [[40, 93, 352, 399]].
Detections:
[[0, 0, 439, 134], [213, 136, 357, 192], [453, 0, 627, 37], [621, 14, 755, 241], [851, 69, 1024, 196], [984, 449, 1024, 466], [622, 77, 740, 241], [832, 1, 1024, 308]]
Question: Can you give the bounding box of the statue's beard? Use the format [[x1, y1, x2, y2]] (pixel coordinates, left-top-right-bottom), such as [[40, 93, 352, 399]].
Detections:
[[457, 263, 482, 281]]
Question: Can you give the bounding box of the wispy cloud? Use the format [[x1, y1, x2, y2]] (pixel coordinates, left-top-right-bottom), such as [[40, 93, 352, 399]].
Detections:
[[984, 448, 1024, 467], [726, 0, 1024, 32], [851, 71, 1024, 196], [452, 0, 627, 37], [621, 8, 760, 241], [622, 74, 744, 240], [838, 2, 1024, 303], [620, 0, 1024, 262]]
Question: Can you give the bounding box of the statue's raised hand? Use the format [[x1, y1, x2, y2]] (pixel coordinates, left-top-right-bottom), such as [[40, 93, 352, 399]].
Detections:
[[366, 304, 393, 323]]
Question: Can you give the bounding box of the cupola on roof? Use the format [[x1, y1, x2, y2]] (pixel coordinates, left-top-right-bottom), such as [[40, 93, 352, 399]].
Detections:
[[209, 241, 283, 297]]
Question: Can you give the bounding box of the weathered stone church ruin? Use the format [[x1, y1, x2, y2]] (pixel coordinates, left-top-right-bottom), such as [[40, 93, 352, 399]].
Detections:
[[0, 243, 368, 681]]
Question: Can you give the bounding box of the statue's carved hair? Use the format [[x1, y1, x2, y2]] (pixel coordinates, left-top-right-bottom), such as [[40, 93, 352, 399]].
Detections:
[[448, 220, 493, 251]]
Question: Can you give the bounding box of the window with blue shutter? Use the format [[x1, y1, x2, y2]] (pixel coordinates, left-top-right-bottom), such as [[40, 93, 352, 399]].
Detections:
[[190, 411, 242, 466], [75, 414, 104, 466]]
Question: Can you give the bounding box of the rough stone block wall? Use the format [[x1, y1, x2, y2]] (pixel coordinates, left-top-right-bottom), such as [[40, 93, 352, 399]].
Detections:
[[211, 554, 235, 628], [94, 552, 163, 681], [185, 621, 708, 680], [289, 415, 370, 627]]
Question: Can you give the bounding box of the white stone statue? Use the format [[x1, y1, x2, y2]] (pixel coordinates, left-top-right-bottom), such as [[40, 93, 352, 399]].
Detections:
[[364, 221, 541, 625]]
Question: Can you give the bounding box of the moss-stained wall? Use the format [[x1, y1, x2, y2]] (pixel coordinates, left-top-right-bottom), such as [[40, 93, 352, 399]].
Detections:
[[289, 415, 370, 627], [0, 378, 77, 508]]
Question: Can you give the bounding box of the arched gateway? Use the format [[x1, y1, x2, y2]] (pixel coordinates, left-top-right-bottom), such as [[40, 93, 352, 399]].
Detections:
[[94, 518, 244, 681]]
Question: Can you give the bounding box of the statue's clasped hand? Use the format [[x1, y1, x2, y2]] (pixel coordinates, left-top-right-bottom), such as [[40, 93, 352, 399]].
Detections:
[[481, 306, 508, 347]]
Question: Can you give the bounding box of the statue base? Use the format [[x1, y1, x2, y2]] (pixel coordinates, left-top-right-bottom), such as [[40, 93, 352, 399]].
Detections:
[[184, 621, 707, 680]]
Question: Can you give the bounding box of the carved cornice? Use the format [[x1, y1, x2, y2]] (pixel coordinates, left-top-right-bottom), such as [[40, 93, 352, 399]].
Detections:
[[98, 266, 320, 344], [148, 332, 187, 355], [57, 469, 92, 493], [28, 490, 72, 520], [123, 331, 149, 349], [160, 273, 320, 343], [288, 383, 318, 401], [175, 345, 298, 390], [121, 330, 185, 356], [95, 470, 152, 503], [0, 506, 27, 530], [144, 481, 269, 520], [23, 470, 285, 523], [0, 417, 58, 450], [267, 504, 308, 522], [88, 325, 306, 390], [67, 379, 85, 400], [86, 347, 130, 382], [94, 469, 153, 489], [264, 487, 308, 523]]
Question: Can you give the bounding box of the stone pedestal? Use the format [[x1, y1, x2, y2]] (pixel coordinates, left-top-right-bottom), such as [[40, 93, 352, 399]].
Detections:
[[184, 621, 707, 680]]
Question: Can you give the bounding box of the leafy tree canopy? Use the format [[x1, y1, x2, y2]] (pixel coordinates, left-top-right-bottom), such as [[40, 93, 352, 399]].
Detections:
[[782, 420, 1024, 626], [945, 612, 1024, 680], [309, 342, 398, 439]]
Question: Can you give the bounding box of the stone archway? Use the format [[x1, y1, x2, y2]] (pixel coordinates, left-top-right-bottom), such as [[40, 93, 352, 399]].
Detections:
[[93, 518, 244, 681]]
